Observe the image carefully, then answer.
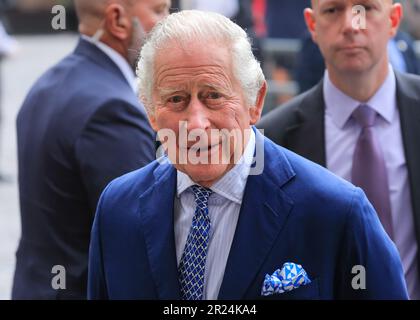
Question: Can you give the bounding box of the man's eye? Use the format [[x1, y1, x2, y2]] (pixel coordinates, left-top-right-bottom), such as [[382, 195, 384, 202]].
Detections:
[[206, 92, 222, 100], [168, 96, 185, 104], [324, 7, 337, 14]]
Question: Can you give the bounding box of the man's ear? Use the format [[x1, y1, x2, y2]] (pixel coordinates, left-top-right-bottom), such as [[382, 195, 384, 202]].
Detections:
[[147, 111, 160, 133], [389, 3, 403, 38], [249, 81, 267, 125], [304, 8, 318, 43], [104, 3, 131, 40]]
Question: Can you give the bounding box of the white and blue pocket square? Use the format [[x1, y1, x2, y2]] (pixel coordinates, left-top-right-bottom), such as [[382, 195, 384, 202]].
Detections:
[[261, 262, 311, 296]]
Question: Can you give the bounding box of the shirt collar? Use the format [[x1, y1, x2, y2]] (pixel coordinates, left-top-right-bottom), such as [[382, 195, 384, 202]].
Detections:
[[323, 65, 396, 128], [176, 128, 256, 205], [81, 35, 137, 93]]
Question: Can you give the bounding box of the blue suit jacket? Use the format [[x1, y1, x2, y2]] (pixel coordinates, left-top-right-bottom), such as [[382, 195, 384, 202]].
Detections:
[[88, 130, 408, 299], [13, 38, 155, 299]]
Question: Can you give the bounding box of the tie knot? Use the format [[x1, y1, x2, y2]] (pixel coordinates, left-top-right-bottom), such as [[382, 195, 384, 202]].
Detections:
[[352, 104, 377, 128], [191, 185, 213, 207]]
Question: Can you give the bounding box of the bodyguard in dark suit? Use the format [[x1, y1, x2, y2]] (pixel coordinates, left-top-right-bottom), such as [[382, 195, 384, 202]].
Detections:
[[12, 0, 170, 299], [259, 0, 420, 299]]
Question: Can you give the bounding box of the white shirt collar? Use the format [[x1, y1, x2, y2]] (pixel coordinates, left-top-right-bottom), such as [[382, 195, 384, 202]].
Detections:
[[81, 35, 137, 93], [324, 65, 396, 129], [176, 128, 256, 205]]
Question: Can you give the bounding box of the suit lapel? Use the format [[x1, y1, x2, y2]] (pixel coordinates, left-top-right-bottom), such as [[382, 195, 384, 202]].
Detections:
[[395, 72, 420, 257], [74, 38, 129, 86], [138, 161, 181, 299], [218, 132, 296, 299], [284, 82, 326, 167]]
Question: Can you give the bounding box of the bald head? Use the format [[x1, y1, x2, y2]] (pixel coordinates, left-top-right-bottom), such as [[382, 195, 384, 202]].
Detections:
[[74, 0, 134, 27], [74, 0, 109, 23]]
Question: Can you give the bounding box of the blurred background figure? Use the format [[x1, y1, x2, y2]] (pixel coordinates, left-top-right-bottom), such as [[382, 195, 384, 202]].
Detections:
[[12, 0, 169, 300]]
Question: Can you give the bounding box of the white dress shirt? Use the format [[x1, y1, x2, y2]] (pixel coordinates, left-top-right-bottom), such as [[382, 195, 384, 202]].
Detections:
[[174, 129, 255, 300], [324, 66, 420, 299], [81, 35, 137, 93]]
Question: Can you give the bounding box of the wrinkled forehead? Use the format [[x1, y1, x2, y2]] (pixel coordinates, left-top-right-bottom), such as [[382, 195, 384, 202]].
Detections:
[[154, 40, 232, 71], [153, 45, 237, 94]]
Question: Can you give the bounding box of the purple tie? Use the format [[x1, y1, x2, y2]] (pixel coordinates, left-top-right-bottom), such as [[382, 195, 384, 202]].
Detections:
[[351, 104, 393, 239]]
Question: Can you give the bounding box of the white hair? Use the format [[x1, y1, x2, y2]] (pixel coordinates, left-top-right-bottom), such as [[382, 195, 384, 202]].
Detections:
[[137, 10, 265, 115]]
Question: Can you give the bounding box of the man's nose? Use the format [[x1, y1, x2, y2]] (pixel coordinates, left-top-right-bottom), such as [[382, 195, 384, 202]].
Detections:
[[342, 7, 361, 35], [186, 97, 211, 131]]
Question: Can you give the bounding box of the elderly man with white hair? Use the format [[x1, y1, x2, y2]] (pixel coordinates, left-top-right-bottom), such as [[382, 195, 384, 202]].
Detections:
[[88, 10, 408, 300]]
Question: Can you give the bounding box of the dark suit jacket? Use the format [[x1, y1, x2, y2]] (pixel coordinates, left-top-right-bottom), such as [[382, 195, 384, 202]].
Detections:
[[13, 38, 155, 299], [258, 72, 420, 282], [88, 129, 408, 299]]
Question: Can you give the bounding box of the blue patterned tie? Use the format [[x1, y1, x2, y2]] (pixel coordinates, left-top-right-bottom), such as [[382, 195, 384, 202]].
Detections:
[[178, 185, 213, 300]]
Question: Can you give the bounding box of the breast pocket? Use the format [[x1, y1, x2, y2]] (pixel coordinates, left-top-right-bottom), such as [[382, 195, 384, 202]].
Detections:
[[260, 278, 320, 300]]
